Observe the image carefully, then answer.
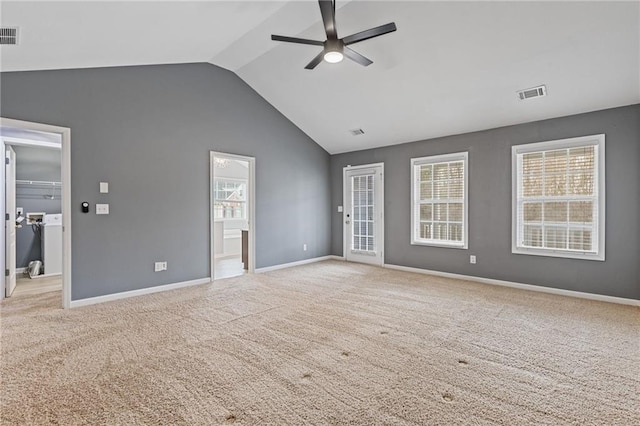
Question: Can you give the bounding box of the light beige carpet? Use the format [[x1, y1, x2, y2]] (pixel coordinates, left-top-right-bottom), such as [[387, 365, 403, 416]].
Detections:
[[1, 261, 638, 425]]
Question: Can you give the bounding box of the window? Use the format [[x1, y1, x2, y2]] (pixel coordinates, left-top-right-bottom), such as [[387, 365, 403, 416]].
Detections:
[[512, 134, 605, 260], [411, 152, 468, 248], [213, 179, 246, 220]]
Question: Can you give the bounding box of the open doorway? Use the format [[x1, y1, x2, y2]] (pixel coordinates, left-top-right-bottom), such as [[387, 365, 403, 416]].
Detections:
[[210, 152, 255, 280], [1, 118, 71, 308], [11, 145, 62, 296]]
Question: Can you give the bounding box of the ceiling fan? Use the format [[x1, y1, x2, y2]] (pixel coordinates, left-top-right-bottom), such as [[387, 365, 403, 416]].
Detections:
[[271, 0, 397, 70]]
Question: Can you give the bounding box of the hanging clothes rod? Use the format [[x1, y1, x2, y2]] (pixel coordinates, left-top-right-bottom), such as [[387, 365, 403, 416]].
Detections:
[[16, 180, 62, 186]]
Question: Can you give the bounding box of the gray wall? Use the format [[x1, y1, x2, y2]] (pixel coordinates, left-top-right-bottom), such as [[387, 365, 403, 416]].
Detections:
[[331, 104, 640, 300], [1, 63, 331, 300]]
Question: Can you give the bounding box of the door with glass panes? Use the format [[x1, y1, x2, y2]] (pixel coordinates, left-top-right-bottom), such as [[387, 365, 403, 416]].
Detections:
[[343, 164, 384, 265]]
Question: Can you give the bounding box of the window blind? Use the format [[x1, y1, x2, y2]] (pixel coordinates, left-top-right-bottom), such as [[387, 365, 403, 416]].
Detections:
[[516, 144, 599, 254], [411, 152, 468, 247]]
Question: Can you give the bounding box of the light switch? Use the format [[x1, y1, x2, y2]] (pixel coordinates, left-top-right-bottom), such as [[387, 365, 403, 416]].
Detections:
[[337, 206, 343, 212], [100, 182, 109, 193], [96, 204, 109, 215]]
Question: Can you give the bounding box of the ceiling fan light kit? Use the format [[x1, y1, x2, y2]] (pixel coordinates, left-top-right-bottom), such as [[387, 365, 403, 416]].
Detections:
[[271, 0, 396, 70], [324, 50, 344, 63]]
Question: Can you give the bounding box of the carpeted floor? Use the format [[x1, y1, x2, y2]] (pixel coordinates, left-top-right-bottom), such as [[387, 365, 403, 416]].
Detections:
[[1, 260, 638, 425]]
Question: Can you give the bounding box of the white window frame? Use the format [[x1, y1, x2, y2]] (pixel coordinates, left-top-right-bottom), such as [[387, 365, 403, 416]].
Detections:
[[512, 134, 605, 261], [411, 152, 469, 249], [213, 177, 247, 221]]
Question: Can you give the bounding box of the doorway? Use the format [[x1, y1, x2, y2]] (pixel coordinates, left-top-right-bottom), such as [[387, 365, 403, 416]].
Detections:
[[210, 152, 255, 280], [343, 163, 384, 266], [9, 145, 62, 297], [1, 118, 72, 308]]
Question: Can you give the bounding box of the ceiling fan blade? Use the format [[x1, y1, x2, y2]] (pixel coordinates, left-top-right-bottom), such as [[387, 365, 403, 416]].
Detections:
[[343, 47, 373, 67], [305, 51, 326, 70], [318, 0, 337, 39], [342, 22, 397, 46], [271, 35, 324, 46]]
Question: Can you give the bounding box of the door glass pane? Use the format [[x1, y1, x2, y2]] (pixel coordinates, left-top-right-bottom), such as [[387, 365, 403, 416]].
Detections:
[[351, 174, 375, 252]]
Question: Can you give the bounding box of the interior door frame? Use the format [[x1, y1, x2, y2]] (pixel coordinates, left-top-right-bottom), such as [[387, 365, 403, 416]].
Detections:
[[5, 146, 16, 297], [342, 162, 385, 266], [0, 118, 72, 309], [209, 151, 256, 280]]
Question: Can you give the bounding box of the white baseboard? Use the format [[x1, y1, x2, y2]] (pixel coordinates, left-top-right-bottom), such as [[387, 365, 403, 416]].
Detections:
[[384, 264, 640, 307], [15, 268, 60, 279], [32, 272, 62, 279], [69, 277, 211, 308], [256, 255, 343, 273]]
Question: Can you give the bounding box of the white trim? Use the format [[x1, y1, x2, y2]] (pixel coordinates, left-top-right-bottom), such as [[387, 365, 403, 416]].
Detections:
[[383, 263, 639, 307], [16, 267, 26, 274], [69, 277, 211, 308], [1, 118, 72, 309], [29, 273, 62, 279], [210, 152, 256, 281], [410, 151, 468, 249], [511, 134, 605, 261], [1, 136, 61, 150], [255, 255, 340, 273], [342, 163, 385, 266]]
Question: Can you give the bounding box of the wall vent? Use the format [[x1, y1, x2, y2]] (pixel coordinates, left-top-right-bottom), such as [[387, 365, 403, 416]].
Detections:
[[349, 128, 365, 136], [517, 85, 546, 100], [0, 27, 19, 45]]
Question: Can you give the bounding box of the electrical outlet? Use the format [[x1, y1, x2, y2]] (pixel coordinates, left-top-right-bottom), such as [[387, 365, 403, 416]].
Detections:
[[17, 207, 23, 216], [162, 262, 167, 271], [470, 255, 476, 264], [303, 244, 307, 251], [154, 262, 165, 272]]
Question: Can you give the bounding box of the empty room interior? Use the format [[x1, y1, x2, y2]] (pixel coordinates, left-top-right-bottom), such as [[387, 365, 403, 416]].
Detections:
[[0, 1, 638, 424]]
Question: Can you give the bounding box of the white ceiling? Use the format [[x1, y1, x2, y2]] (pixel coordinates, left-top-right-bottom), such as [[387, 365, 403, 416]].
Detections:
[[1, 1, 639, 154]]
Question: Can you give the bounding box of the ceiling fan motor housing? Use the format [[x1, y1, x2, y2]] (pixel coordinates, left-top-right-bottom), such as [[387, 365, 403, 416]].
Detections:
[[324, 39, 344, 54]]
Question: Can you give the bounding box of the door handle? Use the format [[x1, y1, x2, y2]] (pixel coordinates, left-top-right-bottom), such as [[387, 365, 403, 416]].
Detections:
[[345, 220, 350, 224]]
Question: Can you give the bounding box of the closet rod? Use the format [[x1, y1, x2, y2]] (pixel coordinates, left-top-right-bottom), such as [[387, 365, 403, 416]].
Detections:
[[16, 179, 62, 186]]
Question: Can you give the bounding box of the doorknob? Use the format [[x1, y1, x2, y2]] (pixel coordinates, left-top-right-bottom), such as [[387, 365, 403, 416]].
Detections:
[[345, 220, 350, 224]]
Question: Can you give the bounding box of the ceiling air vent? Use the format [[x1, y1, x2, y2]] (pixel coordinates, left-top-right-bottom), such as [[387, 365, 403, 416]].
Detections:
[[518, 85, 547, 100], [0, 27, 18, 45], [350, 128, 365, 136]]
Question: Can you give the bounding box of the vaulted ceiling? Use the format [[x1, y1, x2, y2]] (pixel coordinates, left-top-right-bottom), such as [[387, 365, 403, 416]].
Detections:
[[1, 1, 638, 154]]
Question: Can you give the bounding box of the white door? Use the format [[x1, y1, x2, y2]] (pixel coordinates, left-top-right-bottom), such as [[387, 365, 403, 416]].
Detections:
[[5, 146, 16, 297], [344, 164, 384, 265]]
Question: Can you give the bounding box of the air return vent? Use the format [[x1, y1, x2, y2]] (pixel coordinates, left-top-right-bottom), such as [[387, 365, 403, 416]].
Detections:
[[0, 27, 18, 45], [518, 85, 547, 100], [350, 128, 365, 136]]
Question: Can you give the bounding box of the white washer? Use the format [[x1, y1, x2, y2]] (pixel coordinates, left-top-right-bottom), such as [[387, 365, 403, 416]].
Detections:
[[41, 213, 62, 276]]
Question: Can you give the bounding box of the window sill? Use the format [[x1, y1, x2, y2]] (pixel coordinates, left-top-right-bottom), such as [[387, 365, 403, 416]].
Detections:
[[411, 240, 468, 250], [512, 247, 604, 261]]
